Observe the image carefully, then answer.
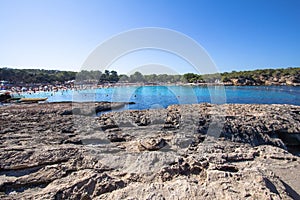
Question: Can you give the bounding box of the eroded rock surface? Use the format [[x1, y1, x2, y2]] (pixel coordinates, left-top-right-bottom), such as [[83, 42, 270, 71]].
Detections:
[[0, 103, 299, 199]]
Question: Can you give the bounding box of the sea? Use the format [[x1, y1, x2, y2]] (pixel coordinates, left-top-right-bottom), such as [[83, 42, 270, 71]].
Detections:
[[19, 85, 300, 110]]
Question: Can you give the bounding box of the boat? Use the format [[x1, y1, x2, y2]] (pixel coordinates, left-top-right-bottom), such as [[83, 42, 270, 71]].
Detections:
[[19, 98, 48, 103], [0, 91, 11, 102]]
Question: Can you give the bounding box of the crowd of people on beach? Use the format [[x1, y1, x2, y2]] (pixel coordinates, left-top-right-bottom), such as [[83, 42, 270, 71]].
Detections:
[[1, 80, 151, 98]]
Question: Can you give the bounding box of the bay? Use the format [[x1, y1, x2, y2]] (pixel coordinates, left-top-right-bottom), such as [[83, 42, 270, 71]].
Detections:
[[21, 85, 300, 109]]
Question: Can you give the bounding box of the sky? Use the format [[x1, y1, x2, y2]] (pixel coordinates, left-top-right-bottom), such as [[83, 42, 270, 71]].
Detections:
[[0, 0, 299, 74]]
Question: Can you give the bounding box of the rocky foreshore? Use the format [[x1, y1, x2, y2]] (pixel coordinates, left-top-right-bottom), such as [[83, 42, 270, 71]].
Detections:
[[0, 102, 300, 199]]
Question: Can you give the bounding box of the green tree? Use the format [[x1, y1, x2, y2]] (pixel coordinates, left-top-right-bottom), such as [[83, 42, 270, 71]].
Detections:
[[109, 70, 119, 82], [129, 71, 145, 83]]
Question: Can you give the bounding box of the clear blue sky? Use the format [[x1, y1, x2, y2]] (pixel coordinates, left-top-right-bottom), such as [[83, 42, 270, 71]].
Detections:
[[0, 0, 299, 73]]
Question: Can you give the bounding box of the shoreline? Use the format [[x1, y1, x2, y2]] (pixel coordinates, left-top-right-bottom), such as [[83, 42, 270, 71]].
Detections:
[[2, 100, 300, 111], [4, 82, 300, 97]]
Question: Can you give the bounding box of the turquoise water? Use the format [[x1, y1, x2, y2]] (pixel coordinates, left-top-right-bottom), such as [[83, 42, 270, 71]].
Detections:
[[19, 86, 300, 109]]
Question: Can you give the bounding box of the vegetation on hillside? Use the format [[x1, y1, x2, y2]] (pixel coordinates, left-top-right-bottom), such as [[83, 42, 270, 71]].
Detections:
[[220, 67, 300, 85], [0, 68, 76, 84], [1, 67, 299, 86]]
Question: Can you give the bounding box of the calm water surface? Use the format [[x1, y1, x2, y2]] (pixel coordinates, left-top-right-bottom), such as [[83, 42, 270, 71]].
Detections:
[[22, 86, 300, 110]]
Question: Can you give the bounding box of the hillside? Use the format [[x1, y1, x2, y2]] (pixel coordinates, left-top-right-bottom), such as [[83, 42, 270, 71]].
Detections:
[[1, 67, 299, 86]]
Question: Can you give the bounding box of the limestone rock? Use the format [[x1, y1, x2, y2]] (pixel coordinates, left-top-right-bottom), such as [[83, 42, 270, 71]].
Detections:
[[0, 103, 299, 199]]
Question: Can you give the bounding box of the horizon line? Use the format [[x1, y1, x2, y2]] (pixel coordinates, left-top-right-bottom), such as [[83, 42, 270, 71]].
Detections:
[[1, 65, 299, 75]]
